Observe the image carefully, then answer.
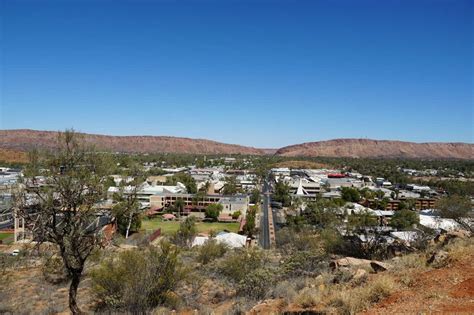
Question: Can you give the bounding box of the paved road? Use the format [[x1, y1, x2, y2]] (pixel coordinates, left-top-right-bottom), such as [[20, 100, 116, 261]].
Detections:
[[260, 179, 272, 249]]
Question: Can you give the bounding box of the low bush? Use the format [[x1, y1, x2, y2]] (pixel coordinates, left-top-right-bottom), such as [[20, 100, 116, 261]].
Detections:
[[280, 250, 327, 278], [197, 239, 228, 265], [392, 253, 427, 271], [295, 287, 321, 308], [91, 242, 187, 312], [444, 237, 474, 262], [237, 268, 274, 299], [218, 248, 267, 283], [327, 274, 397, 314], [269, 280, 297, 303], [42, 255, 69, 284]]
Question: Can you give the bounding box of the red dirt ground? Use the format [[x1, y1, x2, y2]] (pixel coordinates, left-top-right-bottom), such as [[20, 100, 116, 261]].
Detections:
[[364, 256, 474, 314]]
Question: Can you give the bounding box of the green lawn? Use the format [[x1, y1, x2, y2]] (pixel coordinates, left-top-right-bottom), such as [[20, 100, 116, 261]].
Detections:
[[0, 232, 13, 243], [141, 218, 240, 235]]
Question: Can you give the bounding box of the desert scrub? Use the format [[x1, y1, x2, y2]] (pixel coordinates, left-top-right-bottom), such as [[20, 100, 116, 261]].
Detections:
[[327, 274, 397, 314], [392, 252, 427, 270], [390, 252, 428, 287], [217, 247, 268, 283], [91, 242, 187, 312], [197, 239, 228, 265], [42, 255, 69, 284], [444, 237, 474, 262], [269, 280, 297, 303], [295, 287, 321, 308], [229, 297, 256, 315], [237, 268, 275, 299], [280, 250, 327, 278]]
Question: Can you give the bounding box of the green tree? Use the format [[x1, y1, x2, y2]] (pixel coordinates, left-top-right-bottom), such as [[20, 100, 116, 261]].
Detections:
[[304, 199, 342, 229], [341, 187, 361, 202], [249, 188, 261, 204], [223, 176, 240, 195], [348, 210, 378, 231], [16, 130, 116, 314], [172, 216, 197, 248], [231, 210, 242, 219], [389, 209, 419, 229], [243, 205, 258, 237], [273, 180, 292, 207], [167, 173, 197, 194], [205, 203, 223, 221], [174, 197, 185, 218], [111, 165, 145, 238]]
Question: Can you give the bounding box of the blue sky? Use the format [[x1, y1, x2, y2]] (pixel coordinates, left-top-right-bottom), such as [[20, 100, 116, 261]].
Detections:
[[1, 0, 472, 148]]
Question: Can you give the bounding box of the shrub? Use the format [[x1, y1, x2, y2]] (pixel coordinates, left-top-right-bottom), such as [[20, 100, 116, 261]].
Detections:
[[277, 227, 325, 255], [319, 228, 343, 253], [327, 275, 397, 313], [231, 297, 255, 315], [269, 280, 297, 303], [91, 242, 187, 312], [444, 237, 474, 262], [231, 210, 242, 220], [341, 187, 361, 202], [280, 250, 327, 278], [365, 275, 397, 303], [237, 268, 274, 299], [197, 239, 228, 265], [392, 253, 427, 270], [42, 255, 69, 284], [218, 248, 267, 283], [389, 209, 419, 229], [205, 204, 223, 221], [172, 216, 197, 248], [295, 287, 321, 308]]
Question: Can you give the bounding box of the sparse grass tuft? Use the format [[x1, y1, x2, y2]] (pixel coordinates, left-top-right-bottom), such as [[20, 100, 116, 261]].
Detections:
[[444, 237, 474, 262], [295, 287, 321, 308], [325, 274, 397, 314]]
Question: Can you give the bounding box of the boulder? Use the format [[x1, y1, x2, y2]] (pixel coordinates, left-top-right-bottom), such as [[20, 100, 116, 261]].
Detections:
[[434, 230, 470, 246], [370, 261, 393, 273], [427, 250, 449, 267], [353, 268, 368, 281], [447, 230, 470, 239], [330, 257, 372, 270]]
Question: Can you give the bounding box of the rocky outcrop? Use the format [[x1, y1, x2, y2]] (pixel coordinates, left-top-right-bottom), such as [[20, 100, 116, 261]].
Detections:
[[2, 130, 472, 159], [275, 139, 474, 159]]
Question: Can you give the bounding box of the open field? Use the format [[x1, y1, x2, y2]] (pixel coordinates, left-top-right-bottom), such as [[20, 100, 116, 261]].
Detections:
[[0, 232, 13, 243], [141, 218, 240, 235]]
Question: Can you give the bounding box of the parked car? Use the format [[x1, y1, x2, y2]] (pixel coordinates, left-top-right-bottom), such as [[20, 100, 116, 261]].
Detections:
[[11, 249, 19, 256]]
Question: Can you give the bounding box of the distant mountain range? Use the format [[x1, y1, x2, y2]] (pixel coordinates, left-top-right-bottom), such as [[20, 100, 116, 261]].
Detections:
[[0, 129, 472, 160], [275, 139, 473, 160]]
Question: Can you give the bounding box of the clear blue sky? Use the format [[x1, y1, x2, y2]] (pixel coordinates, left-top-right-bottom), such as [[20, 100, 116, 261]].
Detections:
[[1, 0, 472, 148]]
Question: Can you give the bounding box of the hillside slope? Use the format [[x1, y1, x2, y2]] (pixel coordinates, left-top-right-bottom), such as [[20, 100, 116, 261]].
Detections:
[[275, 139, 474, 159], [0, 130, 265, 155], [1, 130, 472, 159]]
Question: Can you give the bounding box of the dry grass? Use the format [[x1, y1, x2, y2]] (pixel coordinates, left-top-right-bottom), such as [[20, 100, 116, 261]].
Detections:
[[325, 274, 397, 314], [270, 280, 298, 304], [444, 237, 474, 262], [294, 287, 321, 308]]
